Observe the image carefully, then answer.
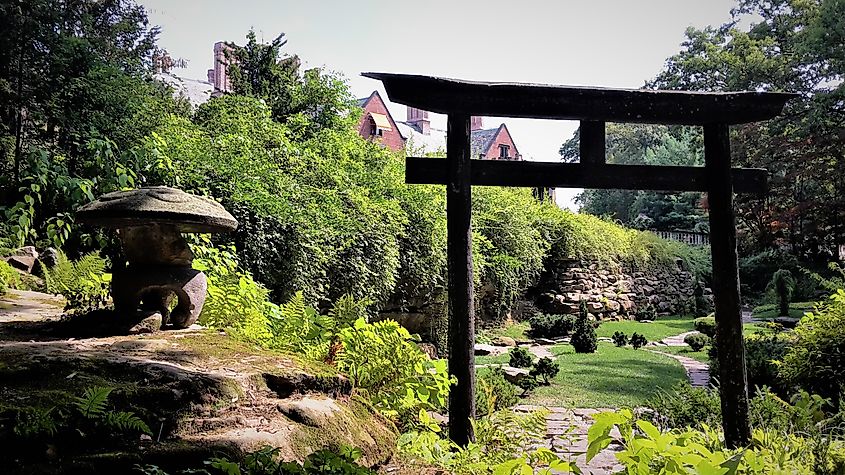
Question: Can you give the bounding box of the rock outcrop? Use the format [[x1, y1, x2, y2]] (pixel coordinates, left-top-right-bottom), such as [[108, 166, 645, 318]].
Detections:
[[0, 290, 396, 474]]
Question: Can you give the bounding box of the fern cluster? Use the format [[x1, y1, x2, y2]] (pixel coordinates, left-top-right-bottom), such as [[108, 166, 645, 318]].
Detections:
[[43, 251, 110, 312], [13, 385, 151, 440]]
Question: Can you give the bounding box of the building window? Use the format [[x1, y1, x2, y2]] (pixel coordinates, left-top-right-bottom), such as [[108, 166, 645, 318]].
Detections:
[[498, 144, 510, 159]]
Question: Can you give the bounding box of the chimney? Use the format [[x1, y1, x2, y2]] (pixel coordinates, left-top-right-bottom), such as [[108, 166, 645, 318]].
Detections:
[[212, 41, 231, 92], [207, 69, 215, 84], [407, 106, 430, 135], [471, 116, 483, 131]]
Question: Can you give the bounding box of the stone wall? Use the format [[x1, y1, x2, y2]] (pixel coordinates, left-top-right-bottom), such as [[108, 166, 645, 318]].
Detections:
[[534, 258, 710, 319]]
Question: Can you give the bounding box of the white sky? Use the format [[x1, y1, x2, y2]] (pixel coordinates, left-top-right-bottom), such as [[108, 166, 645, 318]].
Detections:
[[141, 0, 738, 209]]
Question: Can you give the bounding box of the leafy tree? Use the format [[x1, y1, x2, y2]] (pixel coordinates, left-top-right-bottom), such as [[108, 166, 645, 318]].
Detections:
[[562, 125, 708, 232], [646, 0, 845, 260], [225, 30, 358, 137]]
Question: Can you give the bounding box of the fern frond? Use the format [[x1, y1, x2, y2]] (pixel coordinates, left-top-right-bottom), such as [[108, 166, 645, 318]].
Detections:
[[105, 410, 152, 435], [74, 386, 113, 418]]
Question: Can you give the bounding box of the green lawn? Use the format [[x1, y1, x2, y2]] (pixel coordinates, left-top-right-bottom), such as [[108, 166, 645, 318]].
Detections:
[[477, 321, 530, 343], [751, 302, 816, 320], [476, 352, 511, 366], [480, 342, 687, 408], [596, 316, 695, 343]]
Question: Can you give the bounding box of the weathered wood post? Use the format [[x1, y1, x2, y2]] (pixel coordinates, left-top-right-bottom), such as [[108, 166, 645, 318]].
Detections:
[[446, 113, 476, 445], [704, 123, 751, 448]]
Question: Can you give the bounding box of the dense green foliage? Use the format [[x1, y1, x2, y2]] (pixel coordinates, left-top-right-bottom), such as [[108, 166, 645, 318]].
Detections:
[[709, 331, 794, 395], [780, 289, 845, 402], [587, 407, 844, 474], [0, 259, 20, 295], [12, 385, 150, 441], [570, 301, 597, 353], [647, 0, 845, 261], [648, 382, 722, 431], [475, 368, 519, 417], [44, 251, 110, 312], [561, 125, 708, 234], [138, 446, 375, 475], [398, 408, 578, 474]]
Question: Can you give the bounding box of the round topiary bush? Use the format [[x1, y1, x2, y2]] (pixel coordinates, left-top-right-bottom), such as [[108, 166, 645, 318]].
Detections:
[[694, 316, 716, 338], [683, 332, 711, 351]]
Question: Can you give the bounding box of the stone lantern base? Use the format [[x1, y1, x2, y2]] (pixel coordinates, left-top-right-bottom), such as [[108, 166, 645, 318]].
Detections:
[[112, 266, 207, 329]]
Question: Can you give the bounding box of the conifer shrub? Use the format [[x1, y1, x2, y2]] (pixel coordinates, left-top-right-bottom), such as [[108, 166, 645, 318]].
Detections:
[[570, 300, 598, 353], [529, 357, 560, 385], [612, 331, 628, 347], [630, 332, 648, 349], [768, 269, 796, 317], [509, 346, 533, 368], [634, 303, 657, 322]]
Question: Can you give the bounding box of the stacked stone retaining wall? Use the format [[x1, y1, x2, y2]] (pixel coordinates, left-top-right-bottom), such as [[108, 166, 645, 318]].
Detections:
[[535, 258, 710, 319]]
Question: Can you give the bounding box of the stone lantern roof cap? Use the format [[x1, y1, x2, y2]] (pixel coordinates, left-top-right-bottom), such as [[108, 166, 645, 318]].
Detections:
[[76, 186, 238, 233]]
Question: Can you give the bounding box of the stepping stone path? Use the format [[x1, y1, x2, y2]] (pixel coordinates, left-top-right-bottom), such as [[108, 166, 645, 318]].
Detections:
[[515, 405, 624, 474], [650, 350, 710, 388], [647, 330, 711, 388], [648, 330, 697, 347]]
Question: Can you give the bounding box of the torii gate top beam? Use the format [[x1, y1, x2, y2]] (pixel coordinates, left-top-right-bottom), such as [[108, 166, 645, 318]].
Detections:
[[362, 72, 796, 125]]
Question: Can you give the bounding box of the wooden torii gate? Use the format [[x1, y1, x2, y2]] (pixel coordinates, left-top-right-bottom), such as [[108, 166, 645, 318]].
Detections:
[[364, 72, 796, 449]]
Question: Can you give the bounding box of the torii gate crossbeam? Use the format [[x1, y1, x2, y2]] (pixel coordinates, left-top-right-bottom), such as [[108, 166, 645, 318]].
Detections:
[[364, 72, 796, 449]]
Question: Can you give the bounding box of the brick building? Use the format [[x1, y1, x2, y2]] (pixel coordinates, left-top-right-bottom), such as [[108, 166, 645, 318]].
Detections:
[[356, 91, 521, 160]]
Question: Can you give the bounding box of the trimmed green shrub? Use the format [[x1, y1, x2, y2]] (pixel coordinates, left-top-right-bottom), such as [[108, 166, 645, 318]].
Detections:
[[630, 332, 648, 349], [570, 300, 597, 353], [709, 331, 794, 394], [612, 331, 628, 347], [476, 367, 519, 416], [527, 313, 576, 338], [529, 357, 560, 385], [694, 316, 716, 337], [683, 332, 711, 351], [780, 289, 845, 402], [647, 382, 721, 430], [509, 346, 533, 368]]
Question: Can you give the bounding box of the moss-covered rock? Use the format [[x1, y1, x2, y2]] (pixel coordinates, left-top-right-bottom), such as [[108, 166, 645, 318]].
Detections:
[[0, 323, 396, 474]]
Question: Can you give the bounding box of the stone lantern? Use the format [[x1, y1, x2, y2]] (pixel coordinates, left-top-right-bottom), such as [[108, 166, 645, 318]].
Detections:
[[76, 187, 237, 329]]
